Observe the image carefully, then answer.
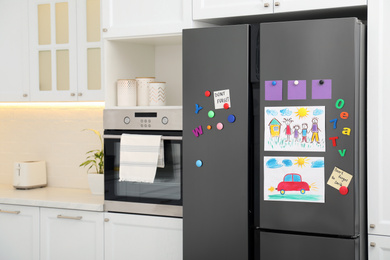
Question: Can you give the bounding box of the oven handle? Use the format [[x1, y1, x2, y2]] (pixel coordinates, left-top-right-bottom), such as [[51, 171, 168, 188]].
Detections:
[[103, 135, 182, 141]]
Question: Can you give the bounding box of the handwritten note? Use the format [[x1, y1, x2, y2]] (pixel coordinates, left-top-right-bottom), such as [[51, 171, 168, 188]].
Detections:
[[327, 167, 353, 190], [213, 89, 231, 109]]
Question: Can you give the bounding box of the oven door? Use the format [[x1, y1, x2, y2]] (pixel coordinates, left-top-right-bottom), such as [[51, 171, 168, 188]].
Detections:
[[104, 130, 182, 217]]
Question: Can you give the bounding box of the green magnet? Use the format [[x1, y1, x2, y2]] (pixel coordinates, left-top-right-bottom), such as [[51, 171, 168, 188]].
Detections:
[[208, 110, 215, 118]]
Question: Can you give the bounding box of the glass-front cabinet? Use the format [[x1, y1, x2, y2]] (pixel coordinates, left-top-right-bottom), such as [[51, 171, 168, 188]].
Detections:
[[29, 0, 103, 101]]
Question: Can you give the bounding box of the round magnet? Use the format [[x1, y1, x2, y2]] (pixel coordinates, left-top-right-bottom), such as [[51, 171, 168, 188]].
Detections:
[[196, 160, 203, 167], [207, 125, 212, 130], [339, 186, 349, 195], [205, 91, 211, 97], [319, 80, 324, 85], [294, 80, 299, 86], [208, 110, 215, 118], [228, 114, 236, 123], [223, 103, 230, 109], [272, 81, 277, 86], [217, 123, 224, 130]]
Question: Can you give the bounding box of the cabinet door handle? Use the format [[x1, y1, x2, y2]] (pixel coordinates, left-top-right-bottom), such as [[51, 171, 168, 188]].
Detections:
[[264, 3, 269, 7], [78, 93, 83, 97], [0, 209, 21, 214], [102, 28, 108, 32], [71, 93, 76, 97], [370, 242, 376, 247], [275, 2, 280, 6], [57, 215, 82, 220]]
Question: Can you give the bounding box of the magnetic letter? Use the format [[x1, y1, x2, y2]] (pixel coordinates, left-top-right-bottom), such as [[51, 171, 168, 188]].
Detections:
[[339, 149, 347, 157], [329, 136, 339, 147], [342, 127, 351, 136], [335, 99, 345, 109], [330, 118, 338, 129], [192, 125, 203, 137], [340, 112, 349, 119], [195, 104, 203, 114]]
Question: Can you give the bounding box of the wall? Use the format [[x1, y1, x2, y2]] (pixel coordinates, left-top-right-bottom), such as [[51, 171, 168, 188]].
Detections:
[[0, 103, 104, 189]]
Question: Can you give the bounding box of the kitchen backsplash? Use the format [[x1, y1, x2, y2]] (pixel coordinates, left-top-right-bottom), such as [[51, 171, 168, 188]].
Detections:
[[0, 103, 104, 189]]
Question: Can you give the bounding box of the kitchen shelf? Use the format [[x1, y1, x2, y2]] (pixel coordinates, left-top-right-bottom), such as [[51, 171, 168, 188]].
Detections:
[[104, 34, 182, 108]]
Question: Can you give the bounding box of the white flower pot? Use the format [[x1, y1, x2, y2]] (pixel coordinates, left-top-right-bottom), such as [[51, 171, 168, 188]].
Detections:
[[87, 173, 104, 195]]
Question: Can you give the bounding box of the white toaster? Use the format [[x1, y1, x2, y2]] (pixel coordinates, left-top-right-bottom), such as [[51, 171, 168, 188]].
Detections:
[[13, 161, 47, 189]]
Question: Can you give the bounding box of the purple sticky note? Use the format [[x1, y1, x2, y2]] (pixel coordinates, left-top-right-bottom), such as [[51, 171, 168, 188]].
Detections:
[[288, 80, 306, 100], [265, 80, 283, 101], [312, 79, 332, 99]]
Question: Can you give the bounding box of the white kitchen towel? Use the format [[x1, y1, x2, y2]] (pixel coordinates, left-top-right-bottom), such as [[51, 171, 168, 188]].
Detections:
[[119, 134, 163, 183]]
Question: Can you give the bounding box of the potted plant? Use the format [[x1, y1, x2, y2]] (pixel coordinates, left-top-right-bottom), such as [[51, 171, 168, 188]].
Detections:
[[80, 129, 104, 195]]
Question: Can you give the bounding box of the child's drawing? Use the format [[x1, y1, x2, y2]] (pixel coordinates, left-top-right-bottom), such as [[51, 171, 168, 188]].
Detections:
[[265, 106, 326, 152], [264, 156, 325, 203]]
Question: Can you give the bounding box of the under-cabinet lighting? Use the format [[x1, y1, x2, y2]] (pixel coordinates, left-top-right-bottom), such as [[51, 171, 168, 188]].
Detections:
[[0, 102, 105, 108]]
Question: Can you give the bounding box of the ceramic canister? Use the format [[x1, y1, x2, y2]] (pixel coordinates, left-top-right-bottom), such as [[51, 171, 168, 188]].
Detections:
[[136, 77, 155, 106], [117, 79, 137, 106], [149, 82, 167, 106]]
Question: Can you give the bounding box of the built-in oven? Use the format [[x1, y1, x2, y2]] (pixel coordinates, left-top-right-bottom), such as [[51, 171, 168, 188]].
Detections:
[[103, 107, 182, 217]]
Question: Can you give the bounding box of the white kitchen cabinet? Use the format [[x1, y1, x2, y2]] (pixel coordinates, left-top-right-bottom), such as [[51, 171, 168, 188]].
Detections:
[[273, 0, 366, 13], [102, 0, 202, 39], [368, 235, 390, 260], [0, 204, 39, 260], [40, 208, 104, 260], [0, 0, 30, 101], [193, 0, 273, 20], [28, 0, 103, 101], [104, 35, 182, 107], [104, 212, 183, 260], [367, 0, 390, 238], [193, 0, 366, 20]]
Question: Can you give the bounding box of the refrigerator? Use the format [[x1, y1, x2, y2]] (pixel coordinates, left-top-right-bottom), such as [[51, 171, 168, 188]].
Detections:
[[183, 18, 366, 260]]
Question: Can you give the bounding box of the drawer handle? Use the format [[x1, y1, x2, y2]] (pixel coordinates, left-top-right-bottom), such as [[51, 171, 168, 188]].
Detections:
[[57, 215, 82, 220], [0, 209, 21, 214]]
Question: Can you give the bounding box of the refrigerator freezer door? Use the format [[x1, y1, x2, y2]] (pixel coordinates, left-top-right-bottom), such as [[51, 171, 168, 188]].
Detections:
[[183, 25, 251, 260], [259, 231, 359, 260], [258, 18, 365, 237]]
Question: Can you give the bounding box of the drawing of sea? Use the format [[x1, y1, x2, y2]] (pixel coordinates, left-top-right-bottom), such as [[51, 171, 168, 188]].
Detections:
[[264, 156, 325, 203], [264, 106, 326, 152]]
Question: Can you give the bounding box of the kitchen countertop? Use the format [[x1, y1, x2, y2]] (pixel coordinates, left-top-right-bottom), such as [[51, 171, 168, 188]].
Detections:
[[0, 184, 104, 212]]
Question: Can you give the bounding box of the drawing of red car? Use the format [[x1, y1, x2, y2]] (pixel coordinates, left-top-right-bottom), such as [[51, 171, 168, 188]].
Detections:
[[276, 173, 310, 195]]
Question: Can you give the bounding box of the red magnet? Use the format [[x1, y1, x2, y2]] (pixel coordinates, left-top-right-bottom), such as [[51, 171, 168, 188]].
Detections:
[[339, 186, 349, 195], [205, 91, 211, 97], [223, 103, 230, 109]]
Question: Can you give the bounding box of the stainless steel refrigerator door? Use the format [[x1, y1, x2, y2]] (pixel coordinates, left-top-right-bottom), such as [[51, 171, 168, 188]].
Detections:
[[183, 25, 251, 260], [258, 18, 365, 237]]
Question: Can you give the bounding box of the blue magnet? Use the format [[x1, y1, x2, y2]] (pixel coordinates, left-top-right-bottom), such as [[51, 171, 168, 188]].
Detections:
[[228, 114, 236, 123], [196, 160, 203, 167], [195, 104, 203, 114], [272, 81, 277, 86]]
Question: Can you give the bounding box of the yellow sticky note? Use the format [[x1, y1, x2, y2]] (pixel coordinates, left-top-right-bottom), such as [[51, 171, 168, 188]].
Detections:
[[327, 167, 353, 190]]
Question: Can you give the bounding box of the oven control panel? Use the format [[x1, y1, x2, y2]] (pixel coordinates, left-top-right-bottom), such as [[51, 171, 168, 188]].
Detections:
[[104, 107, 182, 130]]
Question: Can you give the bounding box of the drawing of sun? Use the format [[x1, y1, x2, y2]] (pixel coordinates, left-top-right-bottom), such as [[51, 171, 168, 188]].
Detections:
[[295, 107, 310, 119], [294, 157, 310, 168]]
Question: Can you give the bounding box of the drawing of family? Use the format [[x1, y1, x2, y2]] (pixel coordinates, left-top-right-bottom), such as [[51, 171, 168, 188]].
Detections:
[[271, 117, 321, 144]]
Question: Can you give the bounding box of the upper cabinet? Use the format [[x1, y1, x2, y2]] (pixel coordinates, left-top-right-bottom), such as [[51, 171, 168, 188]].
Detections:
[[193, 0, 367, 20], [193, 0, 273, 20], [0, 0, 30, 101], [28, 0, 103, 101], [102, 0, 205, 39], [273, 0, 367, 13]]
